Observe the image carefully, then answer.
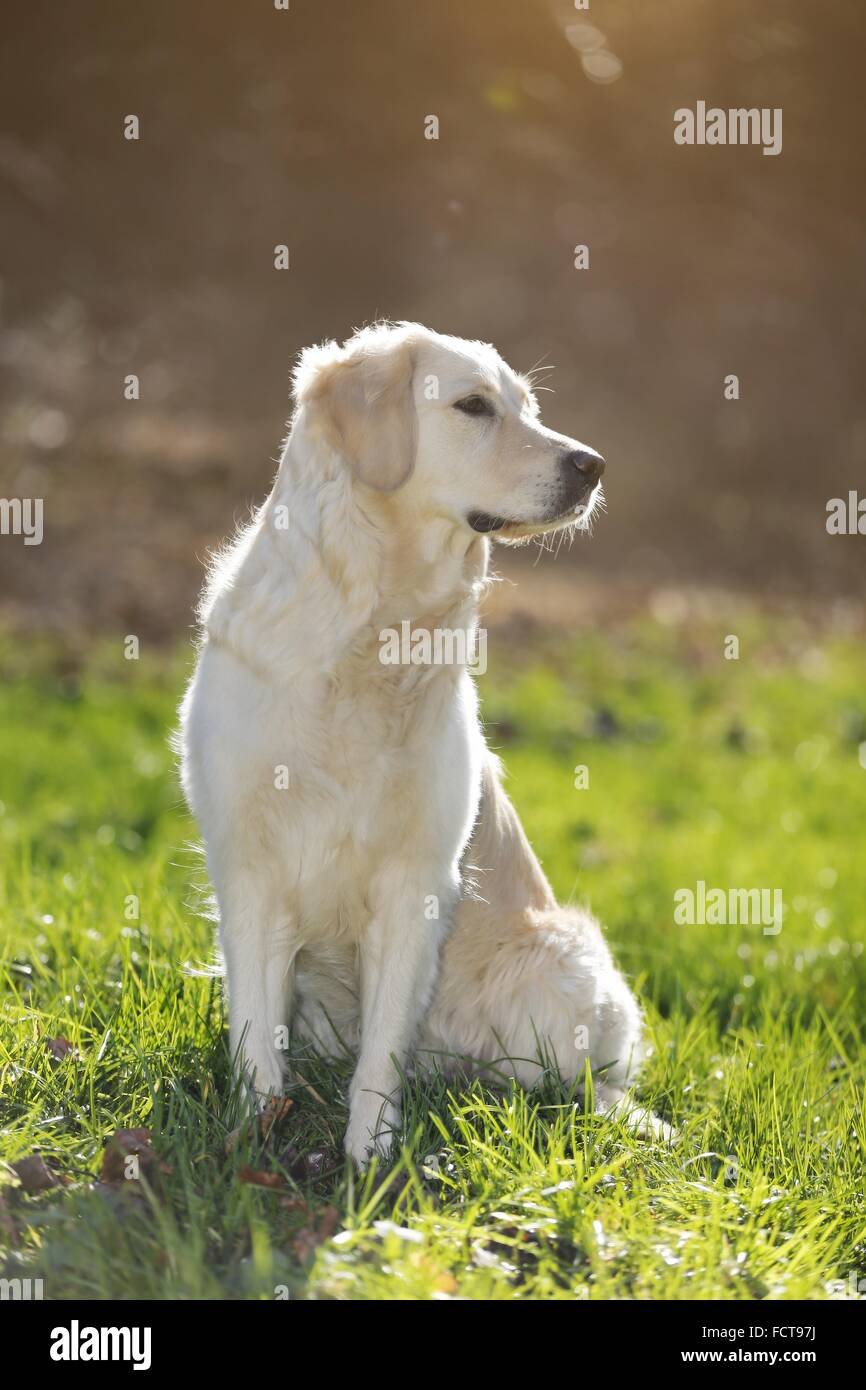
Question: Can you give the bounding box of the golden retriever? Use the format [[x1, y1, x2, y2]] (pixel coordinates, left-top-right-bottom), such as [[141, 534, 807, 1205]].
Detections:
[[179, 322, 647, 1163]]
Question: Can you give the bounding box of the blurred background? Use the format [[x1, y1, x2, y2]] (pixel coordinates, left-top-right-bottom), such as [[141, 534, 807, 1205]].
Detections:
[[0, 0, 863, 642]]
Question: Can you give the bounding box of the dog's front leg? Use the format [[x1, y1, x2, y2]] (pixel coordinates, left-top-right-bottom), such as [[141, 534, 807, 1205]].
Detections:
[[345, 860, 451, 1165], [215, 866, 297, 1102]]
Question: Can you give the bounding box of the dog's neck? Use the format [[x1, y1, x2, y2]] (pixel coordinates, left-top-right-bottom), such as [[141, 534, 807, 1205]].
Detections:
[[202, 416, 490, 680]]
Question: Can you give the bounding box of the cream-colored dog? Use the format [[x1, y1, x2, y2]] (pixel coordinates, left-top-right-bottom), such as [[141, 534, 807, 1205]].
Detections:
[[179, 322, 645, 1164]]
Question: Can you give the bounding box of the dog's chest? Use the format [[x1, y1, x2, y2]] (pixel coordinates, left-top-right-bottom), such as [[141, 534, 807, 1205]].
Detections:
[[271, 661, 470, 933]]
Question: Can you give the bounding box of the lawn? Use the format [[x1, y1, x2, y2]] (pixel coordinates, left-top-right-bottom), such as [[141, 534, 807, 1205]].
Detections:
[[1, 606, 865, 1300]]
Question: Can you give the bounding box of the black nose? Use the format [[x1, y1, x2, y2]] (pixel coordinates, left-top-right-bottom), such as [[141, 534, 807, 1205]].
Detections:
[[564, 449, 605, 487]]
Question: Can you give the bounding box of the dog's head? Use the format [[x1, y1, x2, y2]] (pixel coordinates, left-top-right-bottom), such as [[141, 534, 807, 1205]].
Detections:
[[293, 322, 604, 543]]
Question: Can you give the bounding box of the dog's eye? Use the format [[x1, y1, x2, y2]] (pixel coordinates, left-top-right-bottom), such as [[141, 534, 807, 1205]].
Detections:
[[454, 394, 496, 418]]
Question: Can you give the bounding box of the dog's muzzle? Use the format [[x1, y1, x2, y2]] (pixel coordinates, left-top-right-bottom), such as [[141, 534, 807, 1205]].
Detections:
[[468, 447, 606, 534]]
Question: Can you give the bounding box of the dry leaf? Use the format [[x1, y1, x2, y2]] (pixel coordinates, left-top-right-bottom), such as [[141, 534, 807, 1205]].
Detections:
[[100, 1128, 171, 1185], [237, 1165, 287, 1190], [291, 1204, 340, 1261], [225, 1096, 294, 1153], [11, 1155, 63, 1192], [259, 1095, 294, 1140]]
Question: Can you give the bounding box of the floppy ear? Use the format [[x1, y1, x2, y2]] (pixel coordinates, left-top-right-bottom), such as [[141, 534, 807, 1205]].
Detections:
[[305, 336, 417, 492]]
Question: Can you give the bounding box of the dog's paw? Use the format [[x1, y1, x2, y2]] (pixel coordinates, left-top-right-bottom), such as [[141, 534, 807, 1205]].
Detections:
[[344, 1093, 400, 1168], [236, 1044, 285, 1103], [593, 1087, 677, 1142]]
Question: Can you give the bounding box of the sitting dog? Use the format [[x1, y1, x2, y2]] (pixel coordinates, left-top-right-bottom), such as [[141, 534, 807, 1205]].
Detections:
[[179, 322, 646, 1163]]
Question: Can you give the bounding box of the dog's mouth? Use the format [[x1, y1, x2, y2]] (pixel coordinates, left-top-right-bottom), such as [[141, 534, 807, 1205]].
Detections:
[[467, 488, 601, 540], [467, 511, 510, 534]]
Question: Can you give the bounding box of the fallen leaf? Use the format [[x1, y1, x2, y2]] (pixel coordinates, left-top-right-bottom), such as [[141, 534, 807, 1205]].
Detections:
[[11, 1155, 63, 1192], [45, 1036, 75, 1062], [259, 1095, 294, 1140], [237, 1166, 287, 1190], [280, 1195, 312, 1214], [100, 1128, 171, 1185], [291, 1204, 340, 1261], [225, 1096, 293, 1153]]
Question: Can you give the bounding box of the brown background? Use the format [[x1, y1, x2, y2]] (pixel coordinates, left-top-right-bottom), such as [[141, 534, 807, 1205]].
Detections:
[[0, 0, 863, 641]]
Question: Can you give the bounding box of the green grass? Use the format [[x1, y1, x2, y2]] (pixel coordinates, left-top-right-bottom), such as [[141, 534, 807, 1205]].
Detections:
[[1, 609, 865, 1300]]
